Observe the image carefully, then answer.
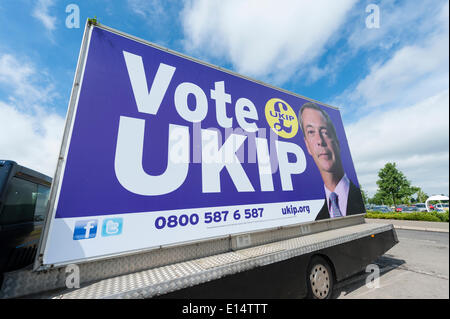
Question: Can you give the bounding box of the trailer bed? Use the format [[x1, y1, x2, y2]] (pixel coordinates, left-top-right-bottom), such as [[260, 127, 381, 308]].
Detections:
[[1, 217, 396, 299]]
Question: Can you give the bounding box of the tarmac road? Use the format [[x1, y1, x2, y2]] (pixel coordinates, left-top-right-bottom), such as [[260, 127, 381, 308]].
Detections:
[[336, 228, 449, 299]]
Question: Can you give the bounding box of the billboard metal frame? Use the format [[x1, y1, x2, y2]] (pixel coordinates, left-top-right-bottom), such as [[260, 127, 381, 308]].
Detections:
[[35, 20, 356, 271]]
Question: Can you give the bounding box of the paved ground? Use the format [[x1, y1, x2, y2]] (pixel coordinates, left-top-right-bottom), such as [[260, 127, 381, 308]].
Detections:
[[365, 218, 449, 233], [336, 228, 449, 299]]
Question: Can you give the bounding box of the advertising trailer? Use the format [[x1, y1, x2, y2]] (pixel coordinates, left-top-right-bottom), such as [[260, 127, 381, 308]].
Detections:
[[0, 21, 398, 299]]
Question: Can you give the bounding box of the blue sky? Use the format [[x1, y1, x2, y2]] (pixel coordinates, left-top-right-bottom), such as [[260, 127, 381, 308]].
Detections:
[[0, 0, 448, 197]]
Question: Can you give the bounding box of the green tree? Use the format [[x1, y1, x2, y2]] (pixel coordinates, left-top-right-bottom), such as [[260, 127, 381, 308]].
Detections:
[[415, 189, 428, 203], [376, 163, 414, 208], [369, 190, 393, 206], [401, 186, 420, 205]]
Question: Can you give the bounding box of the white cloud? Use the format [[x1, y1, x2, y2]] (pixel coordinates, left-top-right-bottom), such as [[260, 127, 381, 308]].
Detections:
[[0, 53, 64, 177], [336, 1, 450, 197], [348, 89, 449, 162], [350, 33, 449, 110], [181, 0, 357, 82], [0, 54, 56, 105], [334, 1, 449, 113], [347, 89, 449, 197], [32, 0, 57, 32], [127, 0, 165, 18], [0, 102, 64, 177]]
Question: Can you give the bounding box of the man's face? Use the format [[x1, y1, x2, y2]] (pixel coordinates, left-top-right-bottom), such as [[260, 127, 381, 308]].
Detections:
[[301, 108, 341, 174]]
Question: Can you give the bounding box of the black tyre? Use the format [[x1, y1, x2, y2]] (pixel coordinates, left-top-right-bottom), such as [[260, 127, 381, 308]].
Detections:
[[306, 256, 334, 299]]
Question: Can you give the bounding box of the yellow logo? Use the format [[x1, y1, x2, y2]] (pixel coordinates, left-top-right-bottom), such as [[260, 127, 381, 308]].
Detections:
[[264, 98, 298, 139]]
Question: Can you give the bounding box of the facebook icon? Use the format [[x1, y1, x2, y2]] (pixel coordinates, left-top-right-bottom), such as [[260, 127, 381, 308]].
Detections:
[[73, 220, 98, 240]]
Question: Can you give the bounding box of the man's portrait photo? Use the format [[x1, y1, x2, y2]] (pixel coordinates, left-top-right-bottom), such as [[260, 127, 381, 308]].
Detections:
[[298, 102, 365, 220]]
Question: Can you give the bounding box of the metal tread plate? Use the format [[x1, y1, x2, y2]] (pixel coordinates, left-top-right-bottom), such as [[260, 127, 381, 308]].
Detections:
[[45, 222, 393, 299]]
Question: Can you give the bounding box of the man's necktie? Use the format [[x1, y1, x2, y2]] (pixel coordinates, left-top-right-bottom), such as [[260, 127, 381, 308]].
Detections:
[[329, 192, 342, 217]]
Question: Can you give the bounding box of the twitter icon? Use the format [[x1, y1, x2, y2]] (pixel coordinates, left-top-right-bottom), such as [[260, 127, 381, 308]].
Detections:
[[101, 218, 123, 237]]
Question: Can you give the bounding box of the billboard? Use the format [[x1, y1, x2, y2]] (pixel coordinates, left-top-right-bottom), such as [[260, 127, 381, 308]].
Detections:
[[38, 24, 365, 267]]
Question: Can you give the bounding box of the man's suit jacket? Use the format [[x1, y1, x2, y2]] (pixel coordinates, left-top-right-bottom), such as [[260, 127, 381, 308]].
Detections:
[[315, 180, 366, 220]]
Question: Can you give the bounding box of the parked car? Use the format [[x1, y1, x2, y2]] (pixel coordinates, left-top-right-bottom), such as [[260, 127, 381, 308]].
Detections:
[[434, 203, 446, 212], [402, 206, 418, 213], [413, 203, 427, 212], [395, 206, 403, 212], [371, 205, 392, 213]]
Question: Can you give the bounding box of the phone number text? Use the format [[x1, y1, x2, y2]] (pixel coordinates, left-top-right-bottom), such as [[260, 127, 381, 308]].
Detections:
[[154, 208, 264, 230]]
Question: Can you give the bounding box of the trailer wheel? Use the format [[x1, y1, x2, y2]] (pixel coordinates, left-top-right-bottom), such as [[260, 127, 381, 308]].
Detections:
[[306, 256, 334, 299]]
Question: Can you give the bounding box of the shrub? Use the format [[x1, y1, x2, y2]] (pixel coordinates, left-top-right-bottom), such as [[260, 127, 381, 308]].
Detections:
[[435, 211, 449, 222], [366, 210, 449, 222]]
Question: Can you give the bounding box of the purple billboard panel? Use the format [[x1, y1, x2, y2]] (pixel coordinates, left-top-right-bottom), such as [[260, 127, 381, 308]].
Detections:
[[40, 25, 365, 266]]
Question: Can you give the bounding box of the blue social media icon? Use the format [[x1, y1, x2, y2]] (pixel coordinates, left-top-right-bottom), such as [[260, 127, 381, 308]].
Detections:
[[102, 218, 123, 237], [73, 220, 98, 240]]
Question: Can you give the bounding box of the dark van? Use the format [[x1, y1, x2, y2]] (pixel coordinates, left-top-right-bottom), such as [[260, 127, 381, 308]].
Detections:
[[0, 160, 51, 281]]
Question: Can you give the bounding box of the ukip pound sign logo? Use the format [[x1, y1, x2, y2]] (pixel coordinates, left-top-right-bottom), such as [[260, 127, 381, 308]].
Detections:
[[265, 98, 299, 139]]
